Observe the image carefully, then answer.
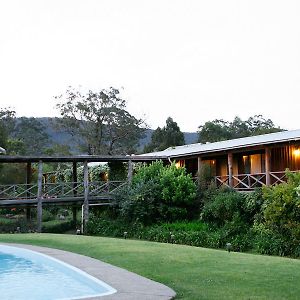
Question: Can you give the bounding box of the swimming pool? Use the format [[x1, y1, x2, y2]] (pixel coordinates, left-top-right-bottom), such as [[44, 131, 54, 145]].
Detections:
[[0, 245, 116, 300]]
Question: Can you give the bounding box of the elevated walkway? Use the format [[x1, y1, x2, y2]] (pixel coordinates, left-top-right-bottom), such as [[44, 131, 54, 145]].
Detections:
[[0, 181, 125, 207]]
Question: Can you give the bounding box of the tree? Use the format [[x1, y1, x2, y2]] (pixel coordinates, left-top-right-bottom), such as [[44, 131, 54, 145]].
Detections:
[[198, 115, 283, 143], [55, 87, 146, 155], [0, 107, 16, 149], [197, 119, 232, 143], [10, 117, 49, 155], [144, 117, 185, 152]]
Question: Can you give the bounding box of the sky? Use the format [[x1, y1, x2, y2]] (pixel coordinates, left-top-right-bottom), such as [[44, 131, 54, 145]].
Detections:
[[0, 0, 300, 132]]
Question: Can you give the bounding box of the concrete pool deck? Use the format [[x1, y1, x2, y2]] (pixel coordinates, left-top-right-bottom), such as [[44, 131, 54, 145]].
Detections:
[[1, 243, 176, 300]]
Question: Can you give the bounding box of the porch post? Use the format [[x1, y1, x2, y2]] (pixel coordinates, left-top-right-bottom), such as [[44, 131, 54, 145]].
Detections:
[[197, 156, 202, 183], [127, 160, 133, 183], [37, 160, 43, 233], [228, 152, 233, 188], [265, 147, 271, 186], [82, 160, 89, 234], [26, 162, 32, 221]]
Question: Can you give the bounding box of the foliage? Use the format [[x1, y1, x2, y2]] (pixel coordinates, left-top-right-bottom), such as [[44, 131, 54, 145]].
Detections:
[[108, 161, 127, 181], [55, 86, 146, 155], [42, 220, 75, 233], [251, 223, 292, 256], [43, 143, 72, 157], [0, 107, 16, 149], [201, 189, 246, 226], [6, 138, 27, 155], [114, 161, 197, 224], [255, 171, 300, 256], [144, 117, 185, 152], [90, 164, 108, 181], [0, 163, 28, 184], [87, 214, 253, 252], [10, 117, 49, 155], [198, 115, 283, 143]]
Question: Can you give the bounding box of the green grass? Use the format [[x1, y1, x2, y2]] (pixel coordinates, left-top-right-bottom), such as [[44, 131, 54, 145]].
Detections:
[[1, 234, 300, 299]]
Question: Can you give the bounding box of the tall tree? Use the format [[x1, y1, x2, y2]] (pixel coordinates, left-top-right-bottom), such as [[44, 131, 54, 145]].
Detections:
[[197, 119, 232, 143], [144, 117, 185, 152], [198, 115, 283, 143], [10, 117, 49, 155], [0, 107, 16, 149], [55, 87, 146, 155]]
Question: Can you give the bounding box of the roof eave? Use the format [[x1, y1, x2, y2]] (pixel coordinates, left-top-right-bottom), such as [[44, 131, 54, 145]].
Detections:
[[166, 136, 300, 159]]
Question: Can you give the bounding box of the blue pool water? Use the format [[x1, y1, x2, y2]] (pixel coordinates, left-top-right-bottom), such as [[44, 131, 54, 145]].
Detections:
[[0, 245, 116, 300]]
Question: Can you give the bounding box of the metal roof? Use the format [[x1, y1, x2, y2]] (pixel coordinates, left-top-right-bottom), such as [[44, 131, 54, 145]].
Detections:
[[141, 129, 300, 158]]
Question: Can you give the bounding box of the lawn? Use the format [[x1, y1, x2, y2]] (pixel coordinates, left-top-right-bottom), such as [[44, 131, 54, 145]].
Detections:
[[0, 234, 299, 299]]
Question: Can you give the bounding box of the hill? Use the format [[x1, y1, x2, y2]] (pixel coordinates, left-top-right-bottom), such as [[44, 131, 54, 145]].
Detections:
[[35, 118, 198, 153]]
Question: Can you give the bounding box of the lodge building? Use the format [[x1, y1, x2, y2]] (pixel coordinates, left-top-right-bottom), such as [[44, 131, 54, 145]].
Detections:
[[143, 129, 300, 191]]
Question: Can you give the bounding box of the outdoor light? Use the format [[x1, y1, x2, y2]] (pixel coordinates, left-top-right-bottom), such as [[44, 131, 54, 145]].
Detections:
[[293, 147, 300, 157], [170, 232, 175, 244], [226, 242, 232, 253], [175, 162, 181, 169], [124, 231, 128, 239]]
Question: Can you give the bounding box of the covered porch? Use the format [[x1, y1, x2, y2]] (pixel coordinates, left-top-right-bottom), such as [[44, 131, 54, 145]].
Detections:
[[181, 143, 300, 190]]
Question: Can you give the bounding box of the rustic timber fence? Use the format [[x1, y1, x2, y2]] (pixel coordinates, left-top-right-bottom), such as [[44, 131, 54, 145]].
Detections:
[[215, 170, 299, 191], [0, 181, 126, 202]]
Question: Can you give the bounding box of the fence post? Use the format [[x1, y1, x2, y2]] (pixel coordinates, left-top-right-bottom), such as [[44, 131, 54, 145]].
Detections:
[[37, 160, 43, 233], [227, 153, 233, 188], [127, 160, 133, 183], [73, 162, 78, 197], [82, 160, 89, 234]]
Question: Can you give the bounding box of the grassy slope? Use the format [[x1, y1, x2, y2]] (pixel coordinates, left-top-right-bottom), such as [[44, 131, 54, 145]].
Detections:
[[0, 234, 299, 300]]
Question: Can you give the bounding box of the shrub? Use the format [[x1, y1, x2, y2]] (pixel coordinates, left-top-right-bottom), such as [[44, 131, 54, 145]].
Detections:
[[255, 171, 300, 256], [42, 220, 75, 233], [114, 161, 197, 224], [108, 161, 127, 181], [201, 189, 246, 226]]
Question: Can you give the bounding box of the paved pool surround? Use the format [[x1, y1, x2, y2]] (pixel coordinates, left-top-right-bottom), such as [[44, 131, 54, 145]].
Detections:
[[1, 243, 176, 300]]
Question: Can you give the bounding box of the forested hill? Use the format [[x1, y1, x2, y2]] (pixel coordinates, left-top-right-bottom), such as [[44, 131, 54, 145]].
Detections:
[[35, 118, 198, 153]]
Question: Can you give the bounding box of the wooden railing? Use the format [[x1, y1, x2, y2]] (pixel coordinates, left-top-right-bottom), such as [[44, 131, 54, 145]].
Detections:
[[0, 181, 126, 201], [215, 170, 299, 191]]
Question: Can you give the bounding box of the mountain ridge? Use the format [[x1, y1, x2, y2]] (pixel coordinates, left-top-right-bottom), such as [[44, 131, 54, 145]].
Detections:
[[34, 117, 198, 153]]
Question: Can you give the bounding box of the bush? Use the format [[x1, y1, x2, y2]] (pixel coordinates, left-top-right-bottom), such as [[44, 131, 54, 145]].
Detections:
[[42, 209, 55, 222], [201, 189, 246, 226], [253, 171, 300, 257], [114, 161, 197, 224], [108, 161, 127, 181], [42, 220, 75, 233]]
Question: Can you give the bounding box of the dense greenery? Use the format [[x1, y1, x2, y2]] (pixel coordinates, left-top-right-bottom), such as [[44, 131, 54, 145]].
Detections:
[[252, 171, 300, 256], [144, 117, 185, 152], [112, 161, 197, 225], [10, 117, 49, 155], [0, 107, 16, 150], [1, 234, 300, 300], [198, 115, 283, 143], [87, 165, 300, 258], [0, 213, 75, 234]]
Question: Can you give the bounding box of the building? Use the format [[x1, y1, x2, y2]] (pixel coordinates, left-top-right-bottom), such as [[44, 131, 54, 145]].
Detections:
[[142, 129, 300, 191], [0, 147, 6, 154]]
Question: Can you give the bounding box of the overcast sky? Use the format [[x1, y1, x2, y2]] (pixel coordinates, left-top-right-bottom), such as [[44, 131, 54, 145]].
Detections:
[[0, 0, 299, 132]]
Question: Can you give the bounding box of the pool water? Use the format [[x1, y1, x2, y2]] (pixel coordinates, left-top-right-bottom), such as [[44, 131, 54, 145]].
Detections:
[[0, 245, 116, 300]]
